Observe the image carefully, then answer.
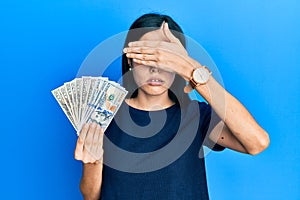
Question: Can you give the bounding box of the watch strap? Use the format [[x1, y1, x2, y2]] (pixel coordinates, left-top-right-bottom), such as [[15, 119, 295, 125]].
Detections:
[[189, 75, 198, 88]]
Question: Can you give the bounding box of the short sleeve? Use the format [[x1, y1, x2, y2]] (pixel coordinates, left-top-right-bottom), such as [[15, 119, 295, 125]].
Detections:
[[198, 101, 225, 152]]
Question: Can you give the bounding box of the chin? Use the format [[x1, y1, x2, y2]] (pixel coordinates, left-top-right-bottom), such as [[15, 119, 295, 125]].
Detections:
[[140, 86, 169, 96]]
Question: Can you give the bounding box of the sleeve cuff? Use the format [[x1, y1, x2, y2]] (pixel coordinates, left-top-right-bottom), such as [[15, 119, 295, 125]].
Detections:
[[204, 138, 225, 152]]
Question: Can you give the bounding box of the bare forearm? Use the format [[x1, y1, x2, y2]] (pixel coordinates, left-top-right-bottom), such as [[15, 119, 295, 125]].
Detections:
[[80, 162, 103, 200], [195, 76, 269, 154]]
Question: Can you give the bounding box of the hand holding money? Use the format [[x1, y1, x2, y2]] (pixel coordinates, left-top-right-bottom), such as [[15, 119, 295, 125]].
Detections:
[[74, 123, 104, 164], [52, 76, 127, 161]]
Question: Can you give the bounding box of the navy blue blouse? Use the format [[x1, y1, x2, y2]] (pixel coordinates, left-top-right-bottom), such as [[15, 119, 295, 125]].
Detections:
[[100, 100, 224, 200]]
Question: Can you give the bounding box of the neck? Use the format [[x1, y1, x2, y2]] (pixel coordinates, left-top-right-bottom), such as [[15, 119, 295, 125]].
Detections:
[[126, 91, 174, 111]]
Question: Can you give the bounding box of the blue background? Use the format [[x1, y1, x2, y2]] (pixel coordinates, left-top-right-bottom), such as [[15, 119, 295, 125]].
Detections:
[[1, 0, 299, 199]]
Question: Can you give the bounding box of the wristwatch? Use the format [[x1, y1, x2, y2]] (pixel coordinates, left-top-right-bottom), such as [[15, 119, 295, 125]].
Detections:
[[189, 66, 211, 88]]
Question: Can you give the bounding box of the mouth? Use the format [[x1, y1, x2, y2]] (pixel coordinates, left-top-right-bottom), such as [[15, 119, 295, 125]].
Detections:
[[146, 78, 164, 86]]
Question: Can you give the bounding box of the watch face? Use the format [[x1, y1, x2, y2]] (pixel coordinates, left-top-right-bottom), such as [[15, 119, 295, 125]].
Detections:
[[193, 67, 210, 84]]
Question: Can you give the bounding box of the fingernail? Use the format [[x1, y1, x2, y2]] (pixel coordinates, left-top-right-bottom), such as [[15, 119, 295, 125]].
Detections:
[[128, 42, 132, 46], [123, 48, 127, 53]]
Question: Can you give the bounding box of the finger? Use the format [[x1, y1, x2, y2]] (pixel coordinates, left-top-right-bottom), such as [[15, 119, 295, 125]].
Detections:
[[132, 59, 158, 68], [95, 148, 104, 162], [184, 84, 193, 93], [124, 47, 157, 55], [82, 142, 98, 163], [75, 124, 89, 161], [127, 41, 167, 48], [74, 138, 84, 161], [85, 122, 97, 149], [95, 128, 104, 160], [160, 21, 165, 30], [82, 148, 95, 163], [132, 58, 174, 73], [75, 135, 84, 151], [91, 124, 102, 158], [126, 53, 157, 61], [163, 22, 181, 44], [78, 123, 89, 144]]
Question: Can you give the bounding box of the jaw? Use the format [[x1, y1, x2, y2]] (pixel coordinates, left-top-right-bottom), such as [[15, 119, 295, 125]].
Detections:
[[137, 85, 170, 100], [130, 87, 174, 111]]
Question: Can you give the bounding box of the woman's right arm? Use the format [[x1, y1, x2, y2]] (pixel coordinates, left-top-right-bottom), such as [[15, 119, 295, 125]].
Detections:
[[74, 123, 104, 200]]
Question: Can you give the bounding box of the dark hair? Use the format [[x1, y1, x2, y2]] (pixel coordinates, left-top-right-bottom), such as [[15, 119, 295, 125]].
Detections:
[[122, 13, 191, 105]]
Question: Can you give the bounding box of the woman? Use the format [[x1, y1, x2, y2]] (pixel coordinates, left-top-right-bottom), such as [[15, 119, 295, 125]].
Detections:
[[75, 13, 270, 200]]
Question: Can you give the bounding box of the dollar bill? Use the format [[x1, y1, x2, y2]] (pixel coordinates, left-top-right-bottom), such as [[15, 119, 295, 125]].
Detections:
[[79, 77, 108, 130], [52, 76, 128, 134], [59, 84, 75, 121], [80, 77, 96, 128], [75, 78, 83, 126], [70, 79, 78, 126], [80, 76, 92, 126], [64, 81, 76, 124], [88, 80, 128, 131], [51, 87, 77, 130]]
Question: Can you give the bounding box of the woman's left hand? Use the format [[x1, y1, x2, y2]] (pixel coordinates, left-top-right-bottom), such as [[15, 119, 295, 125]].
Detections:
[[123, 22, 197, 82]]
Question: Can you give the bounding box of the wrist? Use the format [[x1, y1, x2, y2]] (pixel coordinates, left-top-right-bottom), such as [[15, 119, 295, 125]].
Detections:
[[189, 64, 211, 89], [180, 57, 198, 81]]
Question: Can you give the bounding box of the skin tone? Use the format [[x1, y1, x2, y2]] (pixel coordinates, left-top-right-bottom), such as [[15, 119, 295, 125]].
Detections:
[[75, 22, 270, 200], [74, 123, 104, 200], [128, 54, 176, 110]]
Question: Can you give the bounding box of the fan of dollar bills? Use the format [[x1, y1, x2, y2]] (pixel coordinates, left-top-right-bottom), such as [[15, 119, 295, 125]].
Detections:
[[51, 76, 128, 134]]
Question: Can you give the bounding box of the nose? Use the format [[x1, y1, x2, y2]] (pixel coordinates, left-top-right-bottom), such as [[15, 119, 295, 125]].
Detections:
[[150, 67, 159, 73]]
